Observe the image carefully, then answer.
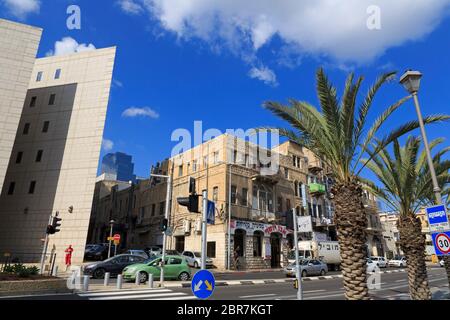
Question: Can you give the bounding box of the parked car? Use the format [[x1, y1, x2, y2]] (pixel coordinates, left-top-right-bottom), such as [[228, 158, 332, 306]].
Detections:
[[366, 258, 378, 273], [83, 254, 146, 278], [165, 250, 181, 256], [84, 244, 112, 261], [182, 251, 214, 268], [145, 246, 162, 256], [122, 255, 191, 282], [388, 256, 407, 268], [284, 259, 328, 277], [370, 256, 387, 268], [124, 250, 150, 259]]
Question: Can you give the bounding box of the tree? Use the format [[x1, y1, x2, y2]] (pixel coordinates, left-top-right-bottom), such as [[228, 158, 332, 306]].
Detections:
[[263, 68, 449, 299], [362, 137, 449, 299]]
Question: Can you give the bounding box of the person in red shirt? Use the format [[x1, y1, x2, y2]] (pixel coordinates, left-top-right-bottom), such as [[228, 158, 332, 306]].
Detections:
[[65, 245, 74, 269]]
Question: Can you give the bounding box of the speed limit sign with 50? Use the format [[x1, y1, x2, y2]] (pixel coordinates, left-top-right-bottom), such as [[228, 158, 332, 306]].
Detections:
[[431, 231, 450, 255]]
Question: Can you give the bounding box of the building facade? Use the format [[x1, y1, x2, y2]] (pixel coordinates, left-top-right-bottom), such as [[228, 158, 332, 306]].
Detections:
[[0, 19, 42, 194], [0, 47, 116, 269], [100, 152, 136, 183]]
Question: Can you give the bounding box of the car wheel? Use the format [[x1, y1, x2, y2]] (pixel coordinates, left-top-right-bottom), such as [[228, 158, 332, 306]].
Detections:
[[320, 269, 326, 276], [138, 272, 148, 284], [179, 272, 190, 281], [93, 268, 106, 279], [301, 270, 307, 277], [194, 262, 199, 268]]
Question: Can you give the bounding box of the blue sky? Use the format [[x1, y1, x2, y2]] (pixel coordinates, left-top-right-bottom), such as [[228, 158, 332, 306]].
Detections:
[[1, 0, 450, 182]]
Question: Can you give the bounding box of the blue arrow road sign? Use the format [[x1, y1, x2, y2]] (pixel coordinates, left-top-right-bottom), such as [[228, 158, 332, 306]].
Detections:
[[431, 231, 450, 256], [191, 269, 215, 299], [207, 200, 215, 225], [426, 205, 449, 232]]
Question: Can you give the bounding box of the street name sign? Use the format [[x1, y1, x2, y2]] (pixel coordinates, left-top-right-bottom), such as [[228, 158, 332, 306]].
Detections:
[[431, 231, 450, 256], [426, 205, 449, 232], [191, 269, 215, 299]]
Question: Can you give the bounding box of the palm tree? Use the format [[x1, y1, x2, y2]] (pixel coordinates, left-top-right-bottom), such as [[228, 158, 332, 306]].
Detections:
[[362, 137, 449, 299], [263, 68, 449, 300]]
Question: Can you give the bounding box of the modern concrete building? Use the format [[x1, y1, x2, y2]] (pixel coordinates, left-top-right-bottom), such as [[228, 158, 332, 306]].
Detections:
[[0, 46, 116, 270], [0, 19, 42, 194]]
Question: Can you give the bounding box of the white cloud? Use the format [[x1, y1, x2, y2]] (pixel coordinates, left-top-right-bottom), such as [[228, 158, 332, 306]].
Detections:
[[46, 37, 96, 57], [122, 107, 160, 119], [248, 65, 278, 86], [137, 0, 450, 63], [102, 139, 114, 152], [2, 0, 40, 19], [117, 0, 143, 15]]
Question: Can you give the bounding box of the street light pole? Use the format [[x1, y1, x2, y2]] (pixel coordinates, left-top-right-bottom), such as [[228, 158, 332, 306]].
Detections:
[[108, 220, 114, 259], [201, 189, 208, 270], [400, 70, 443, 204], [292, 208, 303, 300], [151, 173, 172, 287], [227, 164, 232, 270]]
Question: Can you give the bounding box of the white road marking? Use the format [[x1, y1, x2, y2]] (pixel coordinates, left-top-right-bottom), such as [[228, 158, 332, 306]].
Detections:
[[79, 289, 171, 297], [89, 292, 187, 300], [240, 294, 277, 299], [145, 296, 197, 300]]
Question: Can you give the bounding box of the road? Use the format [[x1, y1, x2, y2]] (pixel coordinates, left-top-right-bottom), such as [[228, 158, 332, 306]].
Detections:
[[1, 266, 447, 300]]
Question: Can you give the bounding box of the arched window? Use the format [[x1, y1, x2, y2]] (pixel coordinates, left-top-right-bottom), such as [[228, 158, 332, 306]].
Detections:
[[234, 229, 246, 257]]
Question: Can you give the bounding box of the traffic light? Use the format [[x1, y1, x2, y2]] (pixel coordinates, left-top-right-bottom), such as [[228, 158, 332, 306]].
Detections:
[[46, 224, 55, 235], [177, 194, 199, 213], [51, 216, 62, 233], [160, 218, 168, 232]]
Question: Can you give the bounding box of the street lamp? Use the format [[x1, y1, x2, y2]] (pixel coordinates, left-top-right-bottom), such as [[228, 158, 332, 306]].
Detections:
[[399, 70, 443, 204], [107, 219, 115, 259]]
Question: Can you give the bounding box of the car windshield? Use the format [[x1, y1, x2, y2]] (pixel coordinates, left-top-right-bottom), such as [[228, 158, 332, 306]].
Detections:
[[194, 252, 201, 258]]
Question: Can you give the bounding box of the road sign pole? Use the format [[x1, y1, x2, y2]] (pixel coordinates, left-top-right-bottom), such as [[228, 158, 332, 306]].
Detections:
[[108, 222, 114, 259], [160, 174, 172, 287], [201, 190, 208, 270], [39, 214, 53, 275], [292, 208, 303, 300]]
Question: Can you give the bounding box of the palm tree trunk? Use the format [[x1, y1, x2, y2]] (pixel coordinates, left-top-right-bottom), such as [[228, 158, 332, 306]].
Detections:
[[332, 182, 369, 300], [398, 212, 431, 300], [443, 256, 450, 291]]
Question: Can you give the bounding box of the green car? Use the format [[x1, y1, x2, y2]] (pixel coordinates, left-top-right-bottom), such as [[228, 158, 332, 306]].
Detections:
[[122, 255, 191, 283]]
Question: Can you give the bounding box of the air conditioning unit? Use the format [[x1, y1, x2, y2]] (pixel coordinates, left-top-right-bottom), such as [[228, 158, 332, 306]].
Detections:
[[195, 218, 202, 233], [183, 220, 191, 235]]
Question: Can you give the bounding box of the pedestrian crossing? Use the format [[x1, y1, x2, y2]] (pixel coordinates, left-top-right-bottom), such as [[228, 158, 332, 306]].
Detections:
[[78, 288, 197, 300]]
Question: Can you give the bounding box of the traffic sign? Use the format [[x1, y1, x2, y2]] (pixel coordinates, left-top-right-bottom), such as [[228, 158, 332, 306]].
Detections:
[[113, 234, 121, 241], [426, 205, 449, 232], [297, 216, 312, 233], [207, 201, 215, 225], [191, 269, 215, 299], [431, 231, 450, 256]]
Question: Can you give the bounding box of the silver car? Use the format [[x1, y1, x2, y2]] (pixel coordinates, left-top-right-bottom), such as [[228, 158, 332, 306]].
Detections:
[[182, 250, 214, 268], [284, 259, 328, 277]]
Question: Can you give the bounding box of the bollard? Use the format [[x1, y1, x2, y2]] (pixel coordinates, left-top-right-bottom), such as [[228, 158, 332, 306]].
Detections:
[[117, 274, 123, 289], [135, 272, 141, 285], [52, 265, 58, 277], [83, 275, 89, 292], [148, 274, 153, 289], [104, 272, 110, 286]]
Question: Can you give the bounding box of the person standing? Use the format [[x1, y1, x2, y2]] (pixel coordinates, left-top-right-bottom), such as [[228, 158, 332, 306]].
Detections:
[[65, 245, 74, 270]]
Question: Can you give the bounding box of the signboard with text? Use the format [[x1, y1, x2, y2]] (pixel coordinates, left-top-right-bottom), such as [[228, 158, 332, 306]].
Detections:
[[297, 216, 313, 233], [431, 231, 450, 256], [426, 205, 449, 232]]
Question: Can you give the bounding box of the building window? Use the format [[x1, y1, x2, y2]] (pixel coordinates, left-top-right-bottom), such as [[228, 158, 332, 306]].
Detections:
[[16, 152, 23, 164], [231, 185, 237, 204], [284, 168, 289, 179], [55, 69, 61, 79], [244, 154, 249, 167], [286, 199, 291, 211], [159, 201, 165, 215], [36, 71, 43, 82], [203, 156, 208, 168], [192, 160, 198, 172], [207, 242, 216, 258], [277, 197, 283, 213], [241, 188, 248, 206], [253, 231, 263, 257], [151, 204, 156, 216], [48, 94, 56, 105], [23, 123, 30, 135], [252, 186, 258, 209], [7, 182, 15, 195], [298, 182, 303, 197], [213, 187, 218, 203], [233, 150, 238, 164], [35, 150, 43, 162], [213, 151, 219, 164], [42, 121, 50, 133], [294, 181, 298, 196], [29, 181, 36, 194], [178, 165, 183, 177], [30, 96, 37, 107]]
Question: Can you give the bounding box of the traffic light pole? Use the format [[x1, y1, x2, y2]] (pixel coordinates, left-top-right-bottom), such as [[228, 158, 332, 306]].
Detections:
[[292, 208, 303, 300], [39, 214, 53, 275], [201, 190, 208, 270]]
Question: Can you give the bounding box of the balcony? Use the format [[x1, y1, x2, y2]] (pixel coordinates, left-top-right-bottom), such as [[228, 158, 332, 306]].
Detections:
[[309, 183, 326, 196], [308, 161, 323, 173], [251, 209, 277, 223]]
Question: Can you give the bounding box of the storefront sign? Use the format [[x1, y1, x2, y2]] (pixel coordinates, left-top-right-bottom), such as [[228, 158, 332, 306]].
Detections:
[[231, 219, 293, 238]]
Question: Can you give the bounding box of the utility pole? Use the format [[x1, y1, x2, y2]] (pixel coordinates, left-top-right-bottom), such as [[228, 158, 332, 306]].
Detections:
[[227, 164, 232, 270], [292, 208, 303, 300], [201, 189, 208, 270]]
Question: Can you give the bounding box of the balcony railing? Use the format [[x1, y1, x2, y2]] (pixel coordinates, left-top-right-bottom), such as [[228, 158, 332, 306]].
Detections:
[[309, 183, 326, 195], [251, 209, 277, 223]]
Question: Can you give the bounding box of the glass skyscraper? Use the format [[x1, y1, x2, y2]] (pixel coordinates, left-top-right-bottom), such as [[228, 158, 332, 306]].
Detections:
[[101, 152, 136, 182]]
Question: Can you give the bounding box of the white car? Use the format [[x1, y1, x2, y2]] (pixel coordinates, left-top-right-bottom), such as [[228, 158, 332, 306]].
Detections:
[[370, 256, 387, 268], [182, 251, 214, 268], [388, 256, 407, 268], [366, 258, 379, 273]]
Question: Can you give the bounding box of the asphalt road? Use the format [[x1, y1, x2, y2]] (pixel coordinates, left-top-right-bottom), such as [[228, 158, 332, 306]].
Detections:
[[1, 266, 447, 300]]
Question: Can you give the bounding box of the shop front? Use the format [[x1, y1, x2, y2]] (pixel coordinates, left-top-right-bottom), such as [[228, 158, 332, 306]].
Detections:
[[230, 219, 293, 270]]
